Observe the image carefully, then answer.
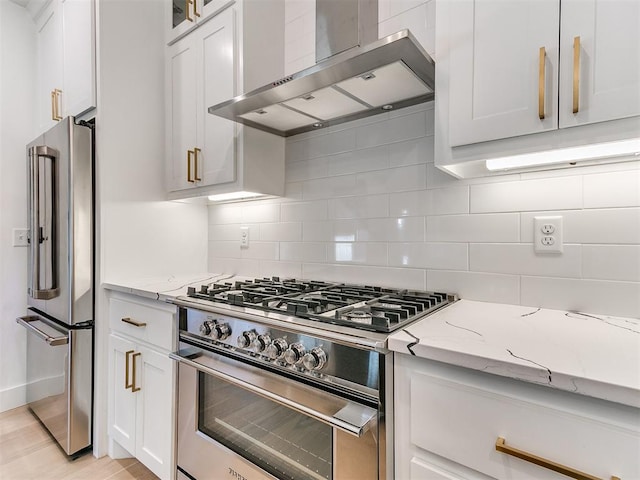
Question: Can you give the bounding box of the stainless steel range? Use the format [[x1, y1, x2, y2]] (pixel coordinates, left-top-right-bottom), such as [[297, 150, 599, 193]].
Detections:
[[170, 277, 456, 480]]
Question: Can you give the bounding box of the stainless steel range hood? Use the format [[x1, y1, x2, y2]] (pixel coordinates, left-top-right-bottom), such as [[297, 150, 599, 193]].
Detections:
[[208, 0, 435, 137]]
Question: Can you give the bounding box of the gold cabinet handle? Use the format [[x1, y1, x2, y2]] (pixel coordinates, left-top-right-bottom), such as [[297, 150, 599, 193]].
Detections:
[[187, 149, 195, 183], [131, 352, 141, 393], [538, 47, 546, 120], [51, 91, 57, 121], [121, 317, 147, 328], [53, 89, 63, 121], [194, 147, 202, 181], [573, 36, 580, 114], [185, 0, 194, 21], [193, 0, 201, 17], [495, 437, 620, 480], [125, 350, 134, 390]]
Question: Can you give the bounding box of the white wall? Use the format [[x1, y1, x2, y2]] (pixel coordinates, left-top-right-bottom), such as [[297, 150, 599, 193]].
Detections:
[[93, 0, 208, 456], [0, 0, 36, 412]]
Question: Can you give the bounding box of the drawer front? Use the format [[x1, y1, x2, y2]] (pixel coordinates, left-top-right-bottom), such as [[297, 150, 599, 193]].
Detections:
[[410, 367, 640, 480], [109, 295, 176, 350]]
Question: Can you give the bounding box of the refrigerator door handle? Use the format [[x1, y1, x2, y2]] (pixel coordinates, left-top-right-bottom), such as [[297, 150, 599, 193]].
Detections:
[[28, 145, 59, 300], [16, 315, 69, 347]]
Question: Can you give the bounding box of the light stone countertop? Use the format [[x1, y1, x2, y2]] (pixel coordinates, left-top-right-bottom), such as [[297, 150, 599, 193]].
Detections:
[[388, 299, 640, 408], [103, 272, 237, 302], [103, 278, 640, 408]]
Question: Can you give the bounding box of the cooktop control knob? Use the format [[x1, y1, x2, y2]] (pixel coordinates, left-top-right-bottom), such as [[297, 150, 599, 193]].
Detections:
[[199, 320, 215, 336], [237, 331, 257, 349], [254, 334, 271, 353], [211, 322, 231, 341], [265, 338, 287, 360], [284, 343, 306, 365], [302, 347, 327, 371]]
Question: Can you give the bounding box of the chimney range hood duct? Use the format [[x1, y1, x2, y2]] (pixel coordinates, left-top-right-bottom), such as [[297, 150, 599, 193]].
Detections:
[[208, 0, 435, 137]]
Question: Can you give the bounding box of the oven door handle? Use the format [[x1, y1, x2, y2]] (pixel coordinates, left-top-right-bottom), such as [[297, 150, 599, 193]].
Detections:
[[169, 350, 378, 438]]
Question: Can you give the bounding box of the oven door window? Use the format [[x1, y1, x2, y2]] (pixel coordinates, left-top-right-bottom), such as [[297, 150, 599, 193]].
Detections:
[[198, 372, 333, 480]]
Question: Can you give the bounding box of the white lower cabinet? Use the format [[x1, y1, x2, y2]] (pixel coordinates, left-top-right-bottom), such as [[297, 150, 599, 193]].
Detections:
[[395, 354, 640, 480], [108, 293, 176, 480]]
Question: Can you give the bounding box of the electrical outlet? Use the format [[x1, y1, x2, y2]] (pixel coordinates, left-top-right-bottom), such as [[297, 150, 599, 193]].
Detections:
[[12, 228, 29, 247], [534, 216, 563, 254], [240, 226, 249, 248]]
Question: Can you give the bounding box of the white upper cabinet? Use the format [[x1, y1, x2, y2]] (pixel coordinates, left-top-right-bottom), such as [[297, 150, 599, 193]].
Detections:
[[167, 0, 234, 44], [435, 0, 640, 177], [447, 0, 559, 147], [559, 0, 640, 128], [35, 0, 96, 134], [165, 0, 285, 200], [167, 13, 235, 192]]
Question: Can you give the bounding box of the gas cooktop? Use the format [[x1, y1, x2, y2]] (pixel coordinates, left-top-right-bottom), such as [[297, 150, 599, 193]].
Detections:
[[186, 277, 455, 333]]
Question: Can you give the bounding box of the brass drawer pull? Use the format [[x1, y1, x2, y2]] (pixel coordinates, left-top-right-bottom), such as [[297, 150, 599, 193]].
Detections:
[[125, 350, 134, 390], [573, 36, 581, 114], [121, 317, 147, 328], [495, 437, 619, 480], [538, 46, 546, 119], [131, 352, 141, 393]]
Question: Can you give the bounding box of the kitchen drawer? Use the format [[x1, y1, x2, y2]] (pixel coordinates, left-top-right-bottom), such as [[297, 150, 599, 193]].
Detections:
[[109, 293, 176, 351], [408, 359, 639, 480]]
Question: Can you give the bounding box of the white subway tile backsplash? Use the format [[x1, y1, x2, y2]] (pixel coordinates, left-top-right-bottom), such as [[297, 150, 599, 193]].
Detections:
[[286, 139, 309, 163], [209, 224, 258, 242], [284, 0, 314, 24], [356, 111, 428, 149], [427, 214, 520, 243], [241, 203, 280, 223], [259, 222, 302, 242], [582, 245, 640, 282], [327, 146, 389, 176], [389, 191, 430, 217], [357, 217, 425, 242], [240, 242, 279, 260], [258, 260, 303, 279], [208, 204, 243, 225], [470, 176, 583, 213], [327, 242, 388, 266], [521, 208, 640, 244], [328, 194, 389, 219], [470, 244, 582, 278], [209, 258, 260, 277], [308, 129, 357, 159], [280, 242, 327, 263], [303, 221, 335, 242], [583, 169, 640, 209], [303, 263, 426, 290], [389, 136, 433, 167], [209, 241, 241, 259], [356, 164, 427, 195], [389, 242, 468, 270], [281, 200, 328, 222], [287, 158, 329, 182], [302, 174, 357, 200], [427, 270, 520, 304], [521, 277, 640, 318]]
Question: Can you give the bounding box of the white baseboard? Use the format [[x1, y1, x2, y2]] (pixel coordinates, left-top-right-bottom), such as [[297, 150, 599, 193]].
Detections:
[[0, 383, 26, 413]]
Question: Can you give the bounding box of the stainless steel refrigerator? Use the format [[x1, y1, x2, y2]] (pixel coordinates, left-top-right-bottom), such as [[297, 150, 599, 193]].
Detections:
[[16, 117, 94, 456]]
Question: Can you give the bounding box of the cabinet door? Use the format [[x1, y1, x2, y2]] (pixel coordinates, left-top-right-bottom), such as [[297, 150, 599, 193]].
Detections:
[[167, 34, 199, 191], [61, 0, 96, 117], [108, 334, 137, 455], [196, 8, 236, 187], [559, 0, 640, 128], [135, 346, 175, 480], [36, 0, 64, 134], [447, 0, 560, 147], [167, 0, 197, 43]]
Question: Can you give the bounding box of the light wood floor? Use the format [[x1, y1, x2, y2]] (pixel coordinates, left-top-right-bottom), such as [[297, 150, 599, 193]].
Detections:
[[0, 406, 159, 480]]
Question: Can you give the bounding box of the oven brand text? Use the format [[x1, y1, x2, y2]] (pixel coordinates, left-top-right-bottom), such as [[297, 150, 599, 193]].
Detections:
[[228, 467, 249, 480]]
